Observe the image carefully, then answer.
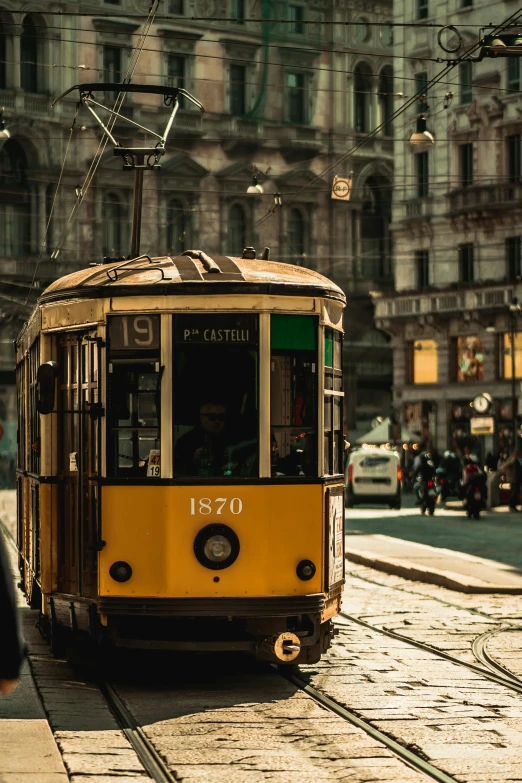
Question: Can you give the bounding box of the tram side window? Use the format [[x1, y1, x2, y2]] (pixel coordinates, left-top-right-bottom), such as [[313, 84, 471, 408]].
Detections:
[[270, 315, 318, 477], [107, 316, 161, 478], [324, 328, 344, 476], [173, 314, 259, 478], [29, 343, 40, 475]]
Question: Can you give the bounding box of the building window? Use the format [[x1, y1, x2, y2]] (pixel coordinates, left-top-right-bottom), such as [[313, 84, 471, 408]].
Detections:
[[354, 63, 372, 133], [0, 140, 30, 257], [414, 71, 428, 113], [168, 0, 184, 13], [503, 333, 522, 379], [417, 0, 428, 20], [289, 5, 304, 34], [506, 237, 521, 281], [459, 243, 474, 282], [287, 72, 306, 124], [288, 208, 305, 262], [0, 24, 6, 89], [411, 340, 438, 384], [231, 0, 245, 24], [461, 0, 472, 6], [508, 58, 520, 92], [167, 199, 188, 255], [230, 64, 246, 115], [457, 336, 484, 382], [416, 151, 429, 198], [21, 16, 38, 93], [459, 143, 473, 187], [228, 203, 246, 255], [103, 45, 122, 97], [167, 55, 185, 107], [103, 192, 127, 257], [459, 62, 472, 104], [378, 66, 394, 136], [415, 250, 429, 289], [507, 134, 521, 183]]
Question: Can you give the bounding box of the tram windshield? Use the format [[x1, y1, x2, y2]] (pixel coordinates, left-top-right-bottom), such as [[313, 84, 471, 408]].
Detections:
[[173, 314, 259, 478], [270, 315, 318, 477]]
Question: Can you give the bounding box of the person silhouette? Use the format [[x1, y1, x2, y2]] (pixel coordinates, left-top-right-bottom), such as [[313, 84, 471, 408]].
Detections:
[[0, 532, 24, 695], [174, 402, 229, 477]]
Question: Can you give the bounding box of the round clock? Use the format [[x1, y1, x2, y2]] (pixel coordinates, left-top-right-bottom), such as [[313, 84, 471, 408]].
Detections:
[[473, 393, 492, 414]]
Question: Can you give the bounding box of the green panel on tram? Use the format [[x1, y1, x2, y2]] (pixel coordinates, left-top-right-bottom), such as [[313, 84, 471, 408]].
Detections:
[[271, 314, 316, 351]]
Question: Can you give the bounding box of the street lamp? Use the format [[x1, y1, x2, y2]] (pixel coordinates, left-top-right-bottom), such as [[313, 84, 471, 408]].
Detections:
[[509, 296, 521, 451], [0, 108, 10, 152], [409, 115, 434, 151]]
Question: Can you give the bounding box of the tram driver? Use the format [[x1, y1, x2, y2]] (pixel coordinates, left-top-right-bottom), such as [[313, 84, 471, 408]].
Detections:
[[174, 401, 229, 477]]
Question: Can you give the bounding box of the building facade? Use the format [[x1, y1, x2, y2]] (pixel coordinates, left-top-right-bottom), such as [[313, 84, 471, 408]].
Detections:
[[374, 0, 522, 456], [0, 0, 394, 467]]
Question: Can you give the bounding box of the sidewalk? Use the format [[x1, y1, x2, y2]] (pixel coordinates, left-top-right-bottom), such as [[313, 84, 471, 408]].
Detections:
[[0, 491, 68, 782], [345, 532, 522, 593]]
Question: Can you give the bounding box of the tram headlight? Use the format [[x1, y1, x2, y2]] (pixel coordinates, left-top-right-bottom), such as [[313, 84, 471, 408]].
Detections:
[[296, 559, 316, 581], [194, 524, 240, 570], [109, 561, 133, 582]]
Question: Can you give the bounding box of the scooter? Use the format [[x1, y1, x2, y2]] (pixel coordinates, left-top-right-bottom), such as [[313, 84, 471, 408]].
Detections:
[[464, 480, 486, 520], [419, 478, 437, 516]]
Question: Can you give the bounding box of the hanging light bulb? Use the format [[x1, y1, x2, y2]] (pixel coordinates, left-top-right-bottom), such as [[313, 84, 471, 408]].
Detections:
[[247, 173, 263, 194], [409, 115, 435, 151], [0, 107, 10, 150]]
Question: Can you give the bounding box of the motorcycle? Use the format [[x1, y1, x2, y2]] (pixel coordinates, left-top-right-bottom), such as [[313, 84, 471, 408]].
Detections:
[[419, 478, 437, 516], [436, 465, 461, 501], [464, 479, 486, 520]]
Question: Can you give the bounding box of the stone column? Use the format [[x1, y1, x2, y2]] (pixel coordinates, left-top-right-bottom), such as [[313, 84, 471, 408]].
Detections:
[[11, 35, 20, 90], [37, 181, 46, 255]]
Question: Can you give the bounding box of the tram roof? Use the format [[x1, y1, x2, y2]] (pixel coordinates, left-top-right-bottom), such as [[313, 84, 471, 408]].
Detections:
[[39, 253, 346, 305]]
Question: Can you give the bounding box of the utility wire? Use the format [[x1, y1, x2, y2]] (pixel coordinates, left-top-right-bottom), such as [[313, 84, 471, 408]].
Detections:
[[253, 5, 522, 228]]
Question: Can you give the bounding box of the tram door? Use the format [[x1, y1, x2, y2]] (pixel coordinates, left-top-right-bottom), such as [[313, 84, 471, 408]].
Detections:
[[57, 332, 101, 598]]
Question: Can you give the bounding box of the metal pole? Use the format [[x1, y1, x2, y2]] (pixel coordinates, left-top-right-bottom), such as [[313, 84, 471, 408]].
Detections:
[[511, 306, 518, 452], [130, 155, 144, 258]]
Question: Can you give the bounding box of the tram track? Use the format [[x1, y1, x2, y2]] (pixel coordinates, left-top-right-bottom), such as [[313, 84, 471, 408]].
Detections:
[[98, 680, 177, 783]]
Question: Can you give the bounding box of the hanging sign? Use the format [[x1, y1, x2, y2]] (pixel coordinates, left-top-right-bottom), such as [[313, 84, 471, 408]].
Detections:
[[331, 175, 352, 201], [470, 417, 495, 435]]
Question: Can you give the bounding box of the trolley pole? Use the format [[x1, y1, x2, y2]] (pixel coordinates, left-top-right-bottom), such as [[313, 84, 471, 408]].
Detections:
[[130, 154, 145, 258]]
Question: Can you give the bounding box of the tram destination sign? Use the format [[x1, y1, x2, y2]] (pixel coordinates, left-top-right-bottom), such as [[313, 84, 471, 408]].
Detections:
[[175, 315, 258, 344]]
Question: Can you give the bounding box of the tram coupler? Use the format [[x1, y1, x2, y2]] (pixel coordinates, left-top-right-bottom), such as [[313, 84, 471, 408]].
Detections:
[[262, 632, 301, 662]]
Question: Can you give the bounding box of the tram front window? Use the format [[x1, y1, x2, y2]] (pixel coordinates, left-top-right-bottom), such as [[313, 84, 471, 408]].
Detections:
[[173, 314, 259, 478], [107, 316, 161, 478], [270, 315, 318, 477]]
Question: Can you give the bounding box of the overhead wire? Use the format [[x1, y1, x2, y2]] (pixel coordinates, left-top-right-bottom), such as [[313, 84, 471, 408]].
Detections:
[[253, 5, 522, 228]]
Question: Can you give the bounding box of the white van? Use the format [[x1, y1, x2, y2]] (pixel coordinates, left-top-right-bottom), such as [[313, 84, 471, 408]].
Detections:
[[345, 447, 402, 509]]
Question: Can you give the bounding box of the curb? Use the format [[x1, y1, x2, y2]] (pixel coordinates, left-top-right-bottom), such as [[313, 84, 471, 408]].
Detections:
[[345, 549, 522, 594]]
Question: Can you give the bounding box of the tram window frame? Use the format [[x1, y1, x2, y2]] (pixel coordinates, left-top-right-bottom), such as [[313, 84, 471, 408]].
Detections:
[[172, 314, 259, 479], [324, 328, 344, 477], [270, 314, 318, 479], [107, 315, 162, 479], [29, 341, 40, 475]]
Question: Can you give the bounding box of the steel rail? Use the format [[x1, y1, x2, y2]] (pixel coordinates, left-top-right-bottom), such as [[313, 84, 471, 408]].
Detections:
[[99, 681, 177, 783], [472, 628, 522, 686], [339, 611, 522, 696], [282, 669, 459, 783]]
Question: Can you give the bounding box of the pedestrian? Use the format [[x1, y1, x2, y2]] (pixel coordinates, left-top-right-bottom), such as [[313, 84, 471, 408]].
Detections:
[[0, 531, 24, 695], [499, 449, 522, 511]]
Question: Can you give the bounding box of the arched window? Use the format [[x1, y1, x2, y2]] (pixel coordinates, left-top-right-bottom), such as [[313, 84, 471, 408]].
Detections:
[[228, 203, 246, 255], [167, 199, 187, 255], [21, 16, 38, 93], [354, 63, 373, 134], [288, 208, 305, 262], [0, 23, 6, 89], [378, 66, 394, 137], [103, 192, 127, 257], [360, 176, 392, 280], [0, 140, 30, 257]]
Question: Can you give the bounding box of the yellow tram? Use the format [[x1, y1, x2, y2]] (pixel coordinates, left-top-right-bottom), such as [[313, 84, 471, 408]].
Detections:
[[16, 248, 346, 665]]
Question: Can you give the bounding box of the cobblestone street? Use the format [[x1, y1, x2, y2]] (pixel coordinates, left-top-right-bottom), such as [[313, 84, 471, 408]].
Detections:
[[3, 491, 522, 782]]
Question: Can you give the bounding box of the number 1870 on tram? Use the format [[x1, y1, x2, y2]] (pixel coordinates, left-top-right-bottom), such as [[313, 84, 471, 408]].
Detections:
[[16, 249, 346, 665]]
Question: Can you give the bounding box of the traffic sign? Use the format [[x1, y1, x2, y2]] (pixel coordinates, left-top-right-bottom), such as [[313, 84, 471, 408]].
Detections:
[[331, 175, 352, 200]]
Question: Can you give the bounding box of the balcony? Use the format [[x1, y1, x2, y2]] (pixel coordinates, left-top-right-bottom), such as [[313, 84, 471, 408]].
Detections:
[[275, 125, 325, 162], [373, 283, 516, 321], [401, 197, 432, 221], [217, 116, 262, 152], [448, 182, 522, 216]]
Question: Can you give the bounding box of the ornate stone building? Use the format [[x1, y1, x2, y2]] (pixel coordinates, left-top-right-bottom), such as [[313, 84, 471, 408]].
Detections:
[[0, 0, 394, 466], [373, 0, 522, 455]]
